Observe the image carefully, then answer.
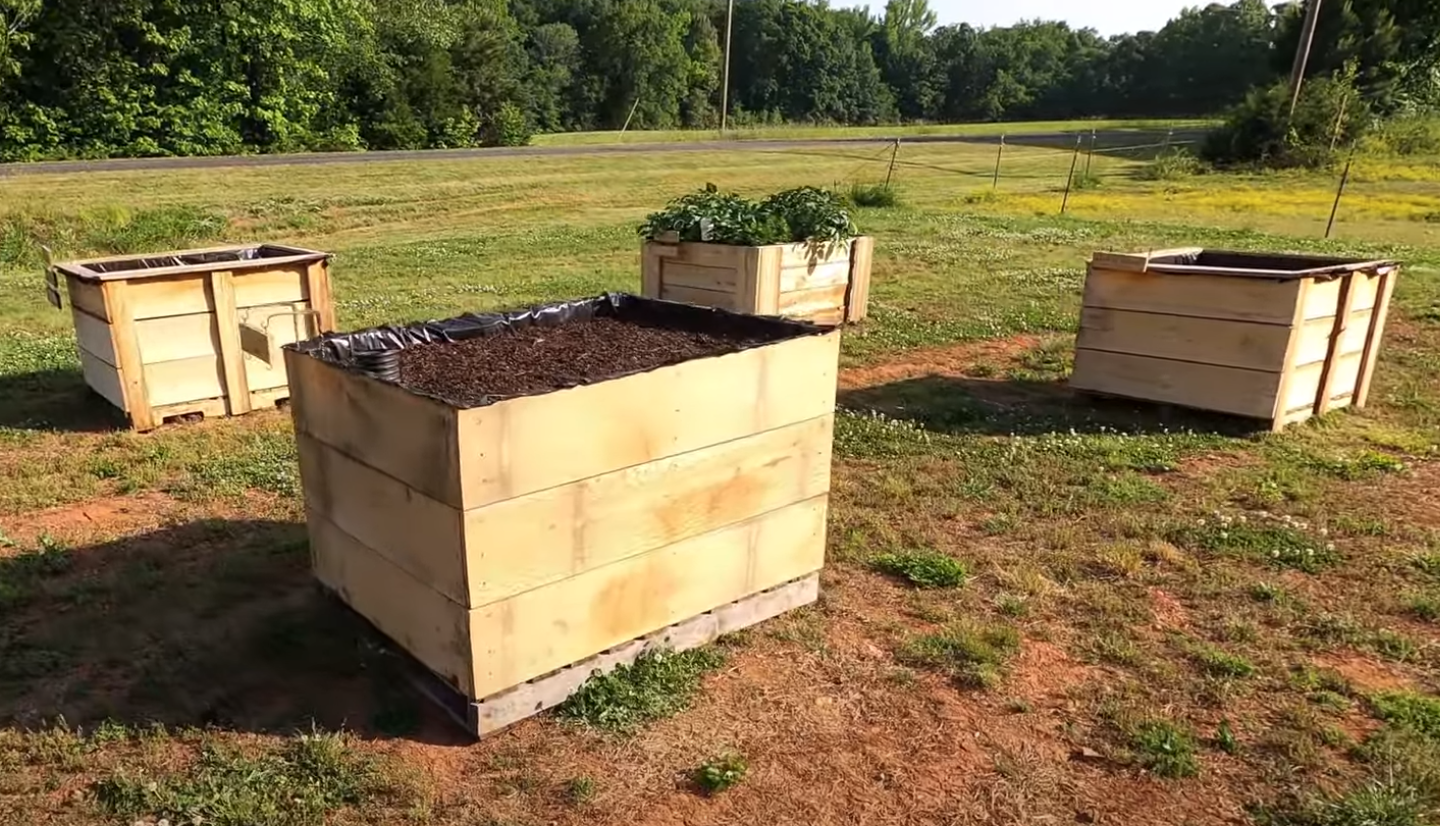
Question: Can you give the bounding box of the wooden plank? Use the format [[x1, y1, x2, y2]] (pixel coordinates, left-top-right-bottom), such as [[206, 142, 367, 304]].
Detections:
[[209, 270, 252, 416], [468, 494, 828, 698], [304, 260, 337, 332], [308, 507, 474, 697], [659, 283, 737, 310], [778, 284, 850, 324], [1312, 273, 1358, 416], [1270, 279, 1313, 431], [128, 269, 306, 320], [463, 414, 834, 607], [103, 281, 155, 430], [152, 386, 289, 424], [845, 236, 874, 323], [469, 574, 819, 735], [1082, 266, 1302, 324], [65, 275, 109, 321], [1354, 268, 1398, 408], [72, 308, 117, 366], [1287, 352, 1363, 414], [1292, 310, 1373, 366], [297, 433, 468, 604], [1090, 248, 1203, 273], [1070, 350, 1282, 419], [779, 240, 852, 270], [142, 356, 226, 408], [78, 348, 126, 411], [1077, 307, 1292, 371], [454, 330, 841, 510], [286, 350, 463, 508], [130, 313, 221, 363], [668, 242, 753, 270], [662, 262, 742, 292], [1303, 272, 1379, 321], [778, 260, 851, 292], [751, 245, 784, 315]]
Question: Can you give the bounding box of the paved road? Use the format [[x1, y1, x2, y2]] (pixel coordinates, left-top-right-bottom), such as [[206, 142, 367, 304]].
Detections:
[[0, 129, 1209, 177]]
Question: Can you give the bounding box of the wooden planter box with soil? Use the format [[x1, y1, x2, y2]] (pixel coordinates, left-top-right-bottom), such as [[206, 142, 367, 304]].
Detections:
[[285, 294, 840, 736], [48, 243, 336, 431], [1070, 249, 1400, 431], [641, 236, 874, 324]]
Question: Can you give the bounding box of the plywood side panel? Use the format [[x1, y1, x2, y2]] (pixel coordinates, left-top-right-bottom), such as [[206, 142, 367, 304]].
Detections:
[[134, 313, 222, 363], [129, 269, 306, 320], [455, 331, 841, 510], [668, 243, 753, 270], [778, 260, 851, 292], [1082, 266, 1301, 324], [286, 351, 463, 507], [73, 309, 117, 366], [662, 262, 742, 291], [779, 241, 852, 270], [778, 285, 850, 324], [142, 356, 226, 407], [1302, 273, 1380, 321], [463, 414, 834, 607], [659, 284, 738, 310], [469, 494, 829, 698], [65, 276, 109, 321], [1077, 308, 1292, 370], [104, 282, 154, 430], [1292, 311, 1374, 367], [298, 433, 468, 604], [1070, 350, 1281, 419], [309, 508, 473, 697], [1284, 352, 1363, 413], [79, 348, 126, 410]]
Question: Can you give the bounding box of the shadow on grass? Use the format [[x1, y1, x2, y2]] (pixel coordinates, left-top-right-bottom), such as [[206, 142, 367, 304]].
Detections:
[[838, 374, 1266, 438], [0, 368, 128, 432], [0, 519, 467, 745]]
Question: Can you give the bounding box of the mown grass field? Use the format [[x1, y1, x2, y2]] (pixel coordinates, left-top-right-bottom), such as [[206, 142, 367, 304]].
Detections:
[[2, 131, 1440, 826]]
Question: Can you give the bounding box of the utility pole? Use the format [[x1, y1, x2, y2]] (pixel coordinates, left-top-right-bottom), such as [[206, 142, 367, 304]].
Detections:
[[720, 0, 735, 134], [1287, 0, 1324, 120]]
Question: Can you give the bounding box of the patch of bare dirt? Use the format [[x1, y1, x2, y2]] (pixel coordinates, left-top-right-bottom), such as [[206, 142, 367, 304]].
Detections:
[[1008, 640, 1100, 709], [1314, 651, 1414, 694], [1149, 588, 1191, 632], [839, 335, 1044, 391], [0, 492, 178, 549]]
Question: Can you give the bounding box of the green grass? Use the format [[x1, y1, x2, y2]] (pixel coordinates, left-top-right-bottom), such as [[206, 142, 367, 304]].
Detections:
[[94, 732, 386, 826], [898, 621, 1021, 689], [693, 752, 747, 795], [869, 548, 968, 588], [555, 648, 726, 732], [847, 182, 900, 208], [1187, 642, 1257, 679], [1369, 692, 1440, 741], [1130, 719, 1201, 779]]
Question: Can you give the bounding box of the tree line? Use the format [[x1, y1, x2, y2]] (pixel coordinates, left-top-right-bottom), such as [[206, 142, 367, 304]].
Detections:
[[0, 0, 1436, 161]]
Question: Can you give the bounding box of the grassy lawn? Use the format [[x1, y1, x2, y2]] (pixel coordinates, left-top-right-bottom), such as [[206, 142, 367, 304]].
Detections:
[[1, 137, 1439, 825]]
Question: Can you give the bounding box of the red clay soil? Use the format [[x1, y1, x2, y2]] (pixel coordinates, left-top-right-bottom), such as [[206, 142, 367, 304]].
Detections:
[[397, 316, 782, 407]]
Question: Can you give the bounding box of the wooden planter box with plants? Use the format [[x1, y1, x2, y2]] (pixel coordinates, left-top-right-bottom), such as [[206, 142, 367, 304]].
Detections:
[[640, 184, 874, 325], [285, 293, 840, 737]]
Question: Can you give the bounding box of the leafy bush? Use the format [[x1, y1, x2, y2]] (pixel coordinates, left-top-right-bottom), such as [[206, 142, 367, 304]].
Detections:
[[639, 184, 857, 246], [847, 183, 899, 207], [1203, 73, 1372, 169], [482, 102, 532, 148], [693, 753, 747, 795], [869, 549, 967, 588], [1139, 149, 1204, 181], [1363, 116, 1440, 156]]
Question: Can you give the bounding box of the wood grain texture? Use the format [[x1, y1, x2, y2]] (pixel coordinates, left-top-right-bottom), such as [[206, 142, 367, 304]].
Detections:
[[102, 281, 155, 430], [308, 507, 473, 697], [1082, 265, 1302, 324], [660, 283, 738, 310], [462, 414, 834, 607], [208, 271, 252, 415], [1312, 273, 1359, 416], [286, 350, 464, 507], [751, 245, 784, 315], [1071, 350, 1282, 419], [304, 261, 337, 332], [845, 236, 874, 323], [778, 284, 850, 324], [1354, 268, 1398, 408], [1077, 307, 1293, 371], [453, 331, 841, 510], [78, 349, 126, 410], [127, 269, 306, 320], [72, 309, 117, 366], [1303, 272, 1379, 321], [778, 260, 851, 292], [1285, 353, 1363, 414], [468, 494, 829, 698], [297, 432, 468, 604], [142, 356, 228, 408], [64, 275, 109, 321]]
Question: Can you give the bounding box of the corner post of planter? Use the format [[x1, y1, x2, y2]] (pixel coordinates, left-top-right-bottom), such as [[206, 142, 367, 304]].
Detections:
[[745, 245, 783, 315], [1354, 265, 1399, 409], [845, 236, 874, 323], [1270, 278, 1313, 432], [102, 280, 155, 432], [208, 269, 254, 416], [305, 259, 338, 333]]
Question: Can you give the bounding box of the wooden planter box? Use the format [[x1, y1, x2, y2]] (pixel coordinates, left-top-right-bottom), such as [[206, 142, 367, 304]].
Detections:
[[285, 297, 840, 736], [1070, 249, 1400, 430], [49, 243, 336, 431], [641, 236, 874, 324]]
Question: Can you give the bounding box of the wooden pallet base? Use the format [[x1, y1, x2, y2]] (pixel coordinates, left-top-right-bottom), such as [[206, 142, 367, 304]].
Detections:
[[332, 573, 820, 739], [145, 387, 291, 430]]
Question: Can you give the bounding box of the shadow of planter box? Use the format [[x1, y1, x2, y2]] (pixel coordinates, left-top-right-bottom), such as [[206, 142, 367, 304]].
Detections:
[[284, 295, 840, 735], [49, 243, 336, 431], [641, 236, 874, 324], [1070, 248, 1400, 431]]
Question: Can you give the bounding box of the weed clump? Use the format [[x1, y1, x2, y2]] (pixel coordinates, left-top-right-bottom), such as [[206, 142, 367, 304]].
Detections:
[[1130, 719, 1200, 779], [847, 182, 899, 208], [556, 647, 725, 732], [869, 549, 968, 588], [898, 621, 1020, 689], [693, 752, 747, 795]]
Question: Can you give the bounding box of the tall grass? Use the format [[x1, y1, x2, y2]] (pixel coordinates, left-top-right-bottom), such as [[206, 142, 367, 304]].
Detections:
[[0, 205, 228, 267]]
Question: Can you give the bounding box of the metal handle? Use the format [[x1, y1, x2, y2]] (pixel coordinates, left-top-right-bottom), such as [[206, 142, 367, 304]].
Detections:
[[260, 308, 321, 337]]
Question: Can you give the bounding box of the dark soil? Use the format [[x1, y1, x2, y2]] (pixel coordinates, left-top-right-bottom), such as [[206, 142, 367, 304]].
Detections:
[[395, 316, 781, 407]]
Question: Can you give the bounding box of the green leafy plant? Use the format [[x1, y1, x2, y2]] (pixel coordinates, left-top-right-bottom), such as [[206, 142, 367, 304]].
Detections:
[[847, 182, 899, 207], [639, 184, 856, 246], [694, 752, 747, 795], [898, 621, 1020, 689], [869, 549, 967, 588], [1215, 718, 1239, 754], [1131, 719, 1200, 778], [555, 647, 725, 732]]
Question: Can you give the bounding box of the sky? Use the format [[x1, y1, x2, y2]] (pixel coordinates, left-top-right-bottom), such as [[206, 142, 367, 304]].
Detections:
[[928, 0, 1195, 36]]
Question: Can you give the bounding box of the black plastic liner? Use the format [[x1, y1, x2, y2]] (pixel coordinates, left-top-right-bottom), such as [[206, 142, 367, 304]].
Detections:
[[286, 292, 830, 407], [87, 244, 295, 274], [1146, 249, 1396, 277]]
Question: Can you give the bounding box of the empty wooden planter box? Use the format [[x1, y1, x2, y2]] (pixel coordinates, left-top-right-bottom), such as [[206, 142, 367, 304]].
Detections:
[[641, 236, 874, 324], [49, 243, 336, 431], [285, 295, 839, 736], [1071, 249, 1400, 430]]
